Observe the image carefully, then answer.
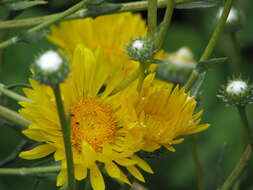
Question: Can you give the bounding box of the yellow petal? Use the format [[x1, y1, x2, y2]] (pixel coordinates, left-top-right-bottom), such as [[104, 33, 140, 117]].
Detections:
[[22, 127, 47, 142], [127, 166, 145, 182], [164, 145, 176, 152], [19, 144, 55, 159], [75, 165, 87, 180], [132, 155, 153, 174], [105, 162, 130, 184], [57, 169, 67, 186], [90, 165, 105, 190], [115, 158, 137, 166]]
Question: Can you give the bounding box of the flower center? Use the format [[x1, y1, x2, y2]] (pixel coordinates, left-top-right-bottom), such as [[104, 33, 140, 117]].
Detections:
[[70, 98, 117, 151]]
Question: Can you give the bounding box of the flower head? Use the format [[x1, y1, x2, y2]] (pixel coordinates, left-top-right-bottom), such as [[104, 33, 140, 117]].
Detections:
[[46, 13, 167, 74], [124, 74, 209, 152], [19, 46, 153, 190]]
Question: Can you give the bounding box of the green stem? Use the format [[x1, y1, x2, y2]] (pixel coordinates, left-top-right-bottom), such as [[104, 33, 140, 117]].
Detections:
[[0, 165, 61, 175], [137, 63, 146, 92], [52, 84, 75, 190], [189, 136, 205, 190], [184, 0, 234, 91], [0, 84, 31, 102], [0, 0, 199, 30], [28, 0, 90, 33], [237, 107, 253, 150], [0, 140, 27, 167], [110, 68, 141, 96], [0, 105, 30, 128], [0, 0, 91, 49], [219, 145, 252, 190], [218, 106, 253, 190], [229, 32, 242, 73], [156, 0, 175, 50], [148, 0, 157, 38], [200, 0, 234, 62]]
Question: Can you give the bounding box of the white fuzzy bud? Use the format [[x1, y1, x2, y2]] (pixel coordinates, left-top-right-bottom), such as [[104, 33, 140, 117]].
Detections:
[[36, 51, 63, 73], [132, 40, 144, 50], [226, 80, 247, 95], [217, 7, 239, 24]]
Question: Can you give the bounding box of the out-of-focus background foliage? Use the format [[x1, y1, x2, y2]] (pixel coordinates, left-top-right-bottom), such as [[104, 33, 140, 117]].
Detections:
[[0, 0, 253, 189]]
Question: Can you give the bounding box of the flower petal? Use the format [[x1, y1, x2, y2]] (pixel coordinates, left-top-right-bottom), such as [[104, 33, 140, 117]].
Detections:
[[127, 166, 145, 182], [19, 144, 55, 159], [132, 155, 153, 174], [75, 164, 87, 180], [57, 169, 67, 186], [105, 162, 130, 184], [90, 165, 105, 190]]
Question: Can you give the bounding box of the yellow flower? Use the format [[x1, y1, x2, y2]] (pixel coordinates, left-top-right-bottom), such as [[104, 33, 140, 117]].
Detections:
[[19, 45, 153, 190], [46, 12, 167, 74], [125, 74, 209, 152]]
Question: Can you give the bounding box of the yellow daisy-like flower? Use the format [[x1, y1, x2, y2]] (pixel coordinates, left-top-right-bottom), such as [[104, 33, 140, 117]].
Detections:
[[124, 74, 210, 152], [46, 12, 167, 74], [19, 45, 153, 190]]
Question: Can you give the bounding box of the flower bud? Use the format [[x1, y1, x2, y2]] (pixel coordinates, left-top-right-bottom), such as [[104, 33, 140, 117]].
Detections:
[[126, 37, 155, 62], [156, 47, 196, 85], [217, 7, 243, 32], [32, 50, 70, 86], [218, 78, 253, 107]]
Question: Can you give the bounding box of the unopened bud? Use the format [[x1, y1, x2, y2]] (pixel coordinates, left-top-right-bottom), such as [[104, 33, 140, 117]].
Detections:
[[32, 50, 70, 86], [126, 37, 155, 62], [218, 77, 253, 107]]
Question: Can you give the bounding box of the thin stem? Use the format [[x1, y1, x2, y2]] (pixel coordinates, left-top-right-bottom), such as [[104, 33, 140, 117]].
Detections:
[[189, 136, 205, 190], [200, 0, 234, 61], [52, 84, 75, 190], [29, 0, 90, 33], [0, 0, 198, 30], [137, 63, 146, 92], [156, 0, 175, 50], [0, 140, 27, 167], [0, 105, 30, 128], [148, 0, 157, 38], [0, 85, 31, 102], [77, 179, 86, 190], [229, 32, 242, 73], [0, 165, 60, 175], [184, 0, 234, 91], [237, 107, 253, 150], [219, 145, 252, 190], [0, 0, 91, 49], [110, 68, 141, 96]]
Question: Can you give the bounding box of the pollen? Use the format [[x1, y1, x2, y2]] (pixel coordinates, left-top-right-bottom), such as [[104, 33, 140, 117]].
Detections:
[[70, 98, 117, 151]]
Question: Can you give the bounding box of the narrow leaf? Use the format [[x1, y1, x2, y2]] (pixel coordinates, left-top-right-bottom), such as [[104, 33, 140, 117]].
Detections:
[[6, 1, 47, 11], [197, 57, 228, 72], [176, 0, 219, 9]]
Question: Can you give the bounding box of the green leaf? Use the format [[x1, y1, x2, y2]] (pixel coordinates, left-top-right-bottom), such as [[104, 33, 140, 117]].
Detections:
[[87, 2, 121, 18], [19, 30, 49, 43], [197, 57, 228, 72], [175, 0, 219, 9], [6, 0, 47, 11]]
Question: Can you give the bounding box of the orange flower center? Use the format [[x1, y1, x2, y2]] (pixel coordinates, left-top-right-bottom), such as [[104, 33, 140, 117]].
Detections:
[[70, 98, 117, 151]]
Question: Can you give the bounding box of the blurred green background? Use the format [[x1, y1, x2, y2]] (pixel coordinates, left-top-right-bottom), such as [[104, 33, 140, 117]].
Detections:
[[1, 0, 253, 189]]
